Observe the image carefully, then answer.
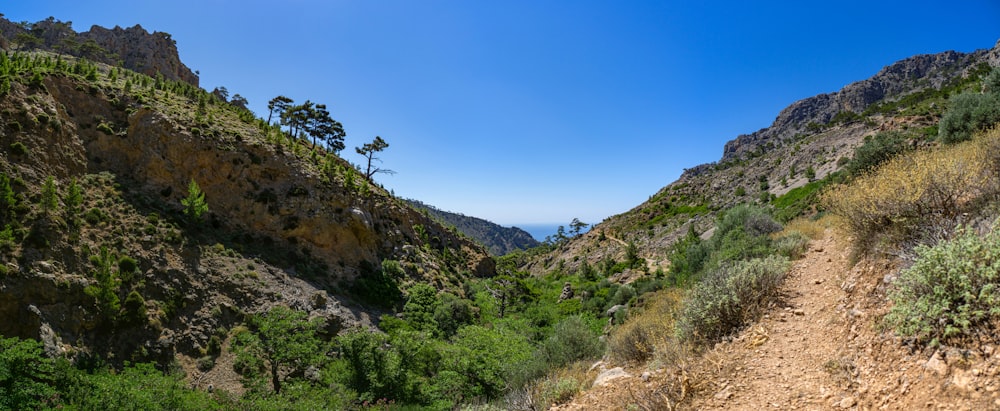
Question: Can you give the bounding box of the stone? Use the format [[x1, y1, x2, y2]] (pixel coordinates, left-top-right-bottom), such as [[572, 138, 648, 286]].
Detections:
[[593, 367, 631, 387], [641, 371, 652, 382], [558, 282, 574, 301], [839, 396, 856, 408], [714, 385, 733, 400], [925, 351, 949, 376]]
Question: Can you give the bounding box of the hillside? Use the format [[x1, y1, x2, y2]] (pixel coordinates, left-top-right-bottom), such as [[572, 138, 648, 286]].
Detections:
[[404, 198, 540, 255], [524, 40, 1000, 278], [0, 16, 493, 390]]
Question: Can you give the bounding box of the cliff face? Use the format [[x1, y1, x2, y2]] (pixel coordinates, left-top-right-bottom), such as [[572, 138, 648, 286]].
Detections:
[[0, 16, 199, 86], [81, 24, 200, 86], [721, 48, 986, 162]]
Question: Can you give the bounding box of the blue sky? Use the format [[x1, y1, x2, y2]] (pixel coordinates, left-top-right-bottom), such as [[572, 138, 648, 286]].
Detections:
[[5, 1, 1000, 227]]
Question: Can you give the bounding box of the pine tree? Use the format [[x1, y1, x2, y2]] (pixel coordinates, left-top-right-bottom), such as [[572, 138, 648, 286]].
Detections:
[[181, 179, 209, 223], [40, 176, 58, 216], [64, 178, 82, 224]]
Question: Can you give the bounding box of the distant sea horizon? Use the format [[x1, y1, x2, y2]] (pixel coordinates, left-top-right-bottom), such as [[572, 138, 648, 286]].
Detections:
[[512, 223, 592, 243], [511, 224, 562, 242]]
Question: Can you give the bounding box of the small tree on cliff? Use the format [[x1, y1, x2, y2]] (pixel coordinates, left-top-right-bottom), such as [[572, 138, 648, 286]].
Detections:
[[356, 136, 394, 180], [181, 179, 208, 223]]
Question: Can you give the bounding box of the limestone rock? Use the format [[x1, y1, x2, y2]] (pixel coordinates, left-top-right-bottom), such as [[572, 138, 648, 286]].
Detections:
[[593, 367, 631, 387]]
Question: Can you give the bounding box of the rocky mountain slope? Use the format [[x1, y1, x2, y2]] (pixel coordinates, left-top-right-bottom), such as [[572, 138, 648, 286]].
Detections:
[[0, 15, 198, 85], [404, 198, 540, 255], [0, 44, 492, 371], [525, 40, 1000, 278]]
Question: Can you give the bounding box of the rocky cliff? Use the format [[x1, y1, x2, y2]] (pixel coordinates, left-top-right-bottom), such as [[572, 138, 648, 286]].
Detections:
[[0, 16, 199, 86], [720, 47, 989, 163], [404, 198, 540, 255]]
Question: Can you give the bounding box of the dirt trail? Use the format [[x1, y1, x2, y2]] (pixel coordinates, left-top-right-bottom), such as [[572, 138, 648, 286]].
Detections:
[[555, 230, 1000, 410], [691, 230, 854, 409]]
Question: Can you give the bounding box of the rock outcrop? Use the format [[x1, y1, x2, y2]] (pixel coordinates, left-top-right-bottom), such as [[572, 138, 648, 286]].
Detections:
[[720, 46, 990, 162], [0, 16, 199, 86]]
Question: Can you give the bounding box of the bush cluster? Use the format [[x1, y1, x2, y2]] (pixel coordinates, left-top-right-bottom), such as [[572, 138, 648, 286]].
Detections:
[[675, 255, 790, 344], [884, 225, 1000, 347], [824, 131, 1000, 254]]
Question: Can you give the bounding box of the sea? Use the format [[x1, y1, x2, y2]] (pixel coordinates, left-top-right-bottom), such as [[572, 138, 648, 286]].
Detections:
[[513, 224, 563, 243]]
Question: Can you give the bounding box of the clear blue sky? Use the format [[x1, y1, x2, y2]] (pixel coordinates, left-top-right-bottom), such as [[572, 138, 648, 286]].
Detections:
[[5, 1, 1000, 226]]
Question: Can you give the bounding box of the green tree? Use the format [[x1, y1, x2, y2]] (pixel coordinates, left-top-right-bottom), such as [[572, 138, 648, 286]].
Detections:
[[569, 218, 588, 237], [266, 95, 294, 126], [0, 173, 16, 224], [305, 103, 346, 152], [402, 283, 440, 333], [232, 306, 325, 394], [180, 179, 208, 223], [356, 136, 393, 179], [63, 178, 83, 224], [0, 337, 56, 410], [40, 175, 58, 216], [84, 246, 121, 320]]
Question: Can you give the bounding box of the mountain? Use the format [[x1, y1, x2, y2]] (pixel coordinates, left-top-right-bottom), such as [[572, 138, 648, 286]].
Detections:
[[403, 198, 540, 255], [522, 40, 1000, 277], [0, 16, 492, 369]]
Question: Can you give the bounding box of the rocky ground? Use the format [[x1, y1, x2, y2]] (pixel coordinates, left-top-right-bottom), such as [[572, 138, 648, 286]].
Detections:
[[554, 230, 1000, 410]]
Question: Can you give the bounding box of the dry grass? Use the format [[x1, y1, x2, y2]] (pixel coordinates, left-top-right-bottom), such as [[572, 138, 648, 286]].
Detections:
[[607, 289, 685, 365], [778, 214, 837, 240], [527, 361, 599, 410], [824, 128, 1000, 254]]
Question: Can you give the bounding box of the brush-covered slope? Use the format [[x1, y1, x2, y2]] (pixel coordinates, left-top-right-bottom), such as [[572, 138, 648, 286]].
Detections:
[[404, 198, 540, 255], [0, 48, 493, 368], [524, 40, 1000, 276]]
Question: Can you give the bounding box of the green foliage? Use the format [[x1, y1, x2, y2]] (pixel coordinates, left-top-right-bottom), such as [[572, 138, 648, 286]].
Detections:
[[884, 226, 1000, 347], [676, 255, 790, 344], [96, 122, 114, 135], [846, 131, 911, 177], [39, 175, 58, 216], [402, 283, 440, 333], [231, 306, 326, 394], [8, 142, 27, 155], [84, 246, 121, 319], [804, 165, 816, 181], [180, 179, 209, 223], [536, 316, 604, 369], [0, 336, 56, 410], [121, 290, 147, 325], [337, 329, 409, 403], [63, 178, 83, 225], [0, 174, 17, 223], [938, 92, 1000, 144], [351, 259, 404, 308], [445, 325, 533, 399]]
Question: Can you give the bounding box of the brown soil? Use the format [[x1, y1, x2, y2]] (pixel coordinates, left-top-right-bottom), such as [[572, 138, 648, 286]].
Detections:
[[555, 230, 1000, 410]]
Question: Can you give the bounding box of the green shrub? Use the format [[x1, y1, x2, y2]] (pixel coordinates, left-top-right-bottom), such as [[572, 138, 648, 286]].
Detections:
[[676, 255, 790, 344], [846, 131, 911, 176], [938, 92, 1000, 144], [774, 231, 810, 259], [537, 316, 604, 369], [9, 141, 27, 155], [84, 207, 106, 225], [96, 122, 114, 135], [884, 226, 1000, 347]]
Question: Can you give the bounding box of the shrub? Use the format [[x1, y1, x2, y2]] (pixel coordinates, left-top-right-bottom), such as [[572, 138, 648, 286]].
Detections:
[[824, 133, 1000, 254], [676, 255, 790, 344], [96, 122, 114, 135], [846, 131, 911, 177], [774, 230, 810, 259], [607, 289, 683, 364], [884, 225, 1000, 347], [537, 316, 604, 369], [9, 141, 27, 155], [938, 92, 1000, 144]]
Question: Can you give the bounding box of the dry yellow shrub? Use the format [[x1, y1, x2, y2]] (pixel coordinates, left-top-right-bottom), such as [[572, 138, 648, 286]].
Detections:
[[824, 127, 1000, 253], [607, 289, 685, 365]]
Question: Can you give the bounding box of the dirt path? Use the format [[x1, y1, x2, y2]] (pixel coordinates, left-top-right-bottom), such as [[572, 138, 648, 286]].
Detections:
[[691, 230, 855, 409], [556, 230, 1000, 410]]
